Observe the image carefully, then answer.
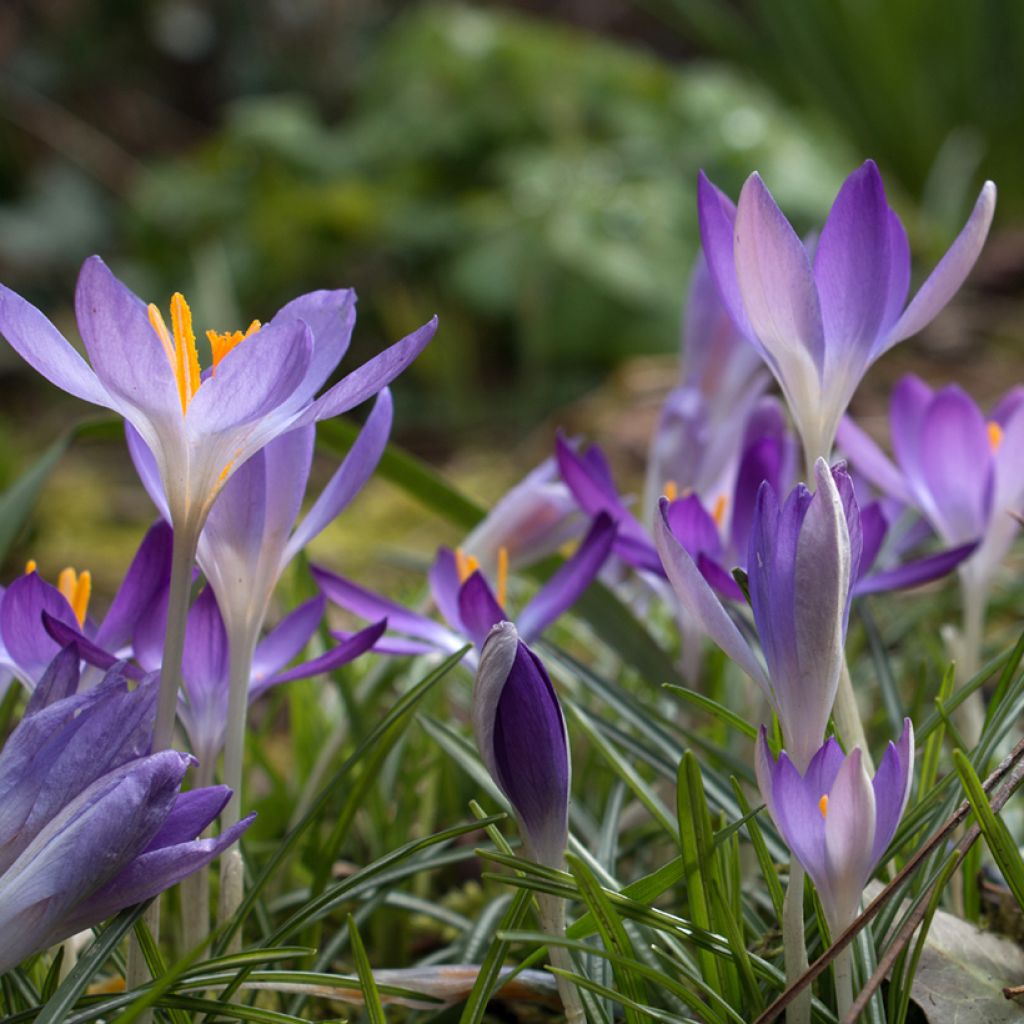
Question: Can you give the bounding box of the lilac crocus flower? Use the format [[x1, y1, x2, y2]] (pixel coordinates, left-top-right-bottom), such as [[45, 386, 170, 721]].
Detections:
[[656, 459, 857, 770], [699, 161, 996, 468], [0, 648, 252, 972], [473, 622, 569, 869], [0, 259, 435, 536], [313, 512, 615, 668], [0, 521, 172, 692], [755, 719, 914, 935]]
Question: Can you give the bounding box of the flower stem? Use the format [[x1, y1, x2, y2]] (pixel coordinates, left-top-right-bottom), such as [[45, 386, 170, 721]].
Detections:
[[537, 891, 585, 1024], [218, 626, 257, 943], [180, 757, 214, 951], [833, 943, 854, 1021], [956, 574, 987, 748], [835, 659, 873, 774], [783, 862, 811, 1024]]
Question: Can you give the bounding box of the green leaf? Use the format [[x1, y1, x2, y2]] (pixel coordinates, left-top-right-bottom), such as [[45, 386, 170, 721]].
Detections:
[[347, 916, 386, 1024], [664, 684, 757, 740]]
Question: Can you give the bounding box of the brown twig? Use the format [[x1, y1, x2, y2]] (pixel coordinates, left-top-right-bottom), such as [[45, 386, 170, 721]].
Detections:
[[754, 734, 1024, 1024]]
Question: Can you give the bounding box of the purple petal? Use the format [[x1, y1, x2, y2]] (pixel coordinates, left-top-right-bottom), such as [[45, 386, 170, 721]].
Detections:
[[835, 414, 913, 505], [285, 388, 392, 561], [186, 317, 313, 429], [74, 257, 179, 419], [458, 573, 506, 648], [24, 645, 81, 715], [429, 548, 465, 634], [734, 172, 825, 378], [856, 501, 889, 579], [332, 630, 439, 657], [472, 623, 569, 868], [696, 553, 744, 601], [879, 208, 911, 335], [253, 619, 386, 694], [517, 512, 616, 642], [654, 499, 769, 694], [1, 573, 78, 685], [0, 282, 111, 406], [251, 596, 324, 680], [303, 316, 437, 424], [144, 786, 231, 850], [665, 495, 723, 560], [125, 424, 171, 521], [813, 161, 894, 362], [854, 540, 977, 596], [870, 718, 914, 865], [95, 521, 174, 652], [181, 588, 229, 706], [885, 182, 996, 348], [42, 613, 143, 679]]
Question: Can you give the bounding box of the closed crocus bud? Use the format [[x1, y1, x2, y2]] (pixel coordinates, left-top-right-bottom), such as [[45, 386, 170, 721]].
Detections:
[[473, 622, 570, 869], [755, 719, 914, 937]]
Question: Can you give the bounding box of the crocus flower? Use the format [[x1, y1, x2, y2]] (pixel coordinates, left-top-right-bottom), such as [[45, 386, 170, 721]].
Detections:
[[838, 374, 1024, 598], [699, 161, 996, 468], [0, 522, 172, 692], [127, 586, 385, 767], [656, 459, 857, 770], [313, 511, 615, 667], [0, 647, 252, 973], [755, 719, 914, 935], [0, 259, 434, 538], [473, 622, 569, 869], [643, 252, 769, 517]]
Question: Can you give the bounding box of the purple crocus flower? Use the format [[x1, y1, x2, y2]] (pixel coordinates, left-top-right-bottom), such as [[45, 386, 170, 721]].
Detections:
[[755, 719, 914, 935], [0, 648, 252, 973], [656, 459, 857, 770], [838, 374, 1024, 597], [699, 161, 996, 468], [128, 586, 385, 766], [473, 622, 570, 869], [0, 258, 435, 537], [0, 522, 172, 692], [313, 512, 616, 667]]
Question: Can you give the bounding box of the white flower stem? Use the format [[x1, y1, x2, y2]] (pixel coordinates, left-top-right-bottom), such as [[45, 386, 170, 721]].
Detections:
[[833, 942, 854, 1021], [956, 574, 987, 748], [783, 862, 811, 1024], [218, 626, 258, 944], [180, 757, 214, 951], [835, 659, 873, 774], [537, 891, 585, 1024]]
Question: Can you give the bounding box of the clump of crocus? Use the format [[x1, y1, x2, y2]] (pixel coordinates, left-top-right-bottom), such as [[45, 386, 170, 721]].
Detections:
[[698, 160, 995, 471], [839, 376, 1024, 727], [656, 459, 858, 770], [0, 647, 251, 974], [756, 721, 914, 1016], [472, 622, 582, 1022]]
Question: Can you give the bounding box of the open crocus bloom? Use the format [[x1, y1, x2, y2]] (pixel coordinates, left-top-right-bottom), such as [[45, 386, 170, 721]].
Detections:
[[755, 719, 914, 936], [656, 459, 857, 770], [0, 648, 252, 972], [0, 257, 435, 536], [473, 622, 570, 869], [838, 374, 1024, 595], [699, 161, 996, 467], [313, 511, 615, 668]]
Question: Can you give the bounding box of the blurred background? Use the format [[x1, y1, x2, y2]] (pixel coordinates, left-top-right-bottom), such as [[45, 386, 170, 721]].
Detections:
[[0, 0, 1021, 593]]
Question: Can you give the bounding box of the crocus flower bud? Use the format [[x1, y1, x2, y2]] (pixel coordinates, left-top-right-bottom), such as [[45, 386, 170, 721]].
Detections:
[[755, 719, 914, 937], [473, 622, 570, 869]]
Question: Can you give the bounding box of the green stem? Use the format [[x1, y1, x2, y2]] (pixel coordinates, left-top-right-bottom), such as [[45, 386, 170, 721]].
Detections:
[[537, 891, 585, 1024], [783, 862, 811, 1024], [217, 625, 258, 943]]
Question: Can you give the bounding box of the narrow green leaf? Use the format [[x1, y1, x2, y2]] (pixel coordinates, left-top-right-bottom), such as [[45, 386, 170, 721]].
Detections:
[[665, 684, 758, 741], [729, 778, 785, 920], [347, 916, 386, 1024]]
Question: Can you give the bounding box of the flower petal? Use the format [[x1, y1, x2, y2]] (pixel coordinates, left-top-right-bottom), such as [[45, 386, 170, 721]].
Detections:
[[251, 596, 324, 680], [458, 572, 506, 648]]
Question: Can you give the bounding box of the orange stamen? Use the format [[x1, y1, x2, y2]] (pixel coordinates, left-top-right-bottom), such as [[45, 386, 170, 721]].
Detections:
[[57, 567, 91, 627], [818, 794, 829, 819], [24, 559, 37, 575], [987, 420, 1003, 453], [207, 319, 261, 371], [455, 548, 480, 584], [496, 546, 509, 607], [712, 494, 728, 529], [663, 480, 678, 502]]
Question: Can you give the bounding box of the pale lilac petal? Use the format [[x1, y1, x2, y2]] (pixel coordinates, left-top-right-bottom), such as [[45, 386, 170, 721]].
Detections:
[[856, 501, 889, 578], [890, 374, 935, 506], [429, 548, 467, 633], [125, 424, 171, 522], [992, 386, 1024, 427], [0, 284, 111, 406], [814, 161, 894, 360], [517, 512, 615, 642], [879, 208, 911, 334], [285, 388, 392, 562], [250, 596, 324, 680], [871, 719, 914, 865], [181, 588, 229, 707], [332, 631, 438, 657], [763, 748, 826, 880], [74, 257, 179, 419], [186, 318, 313, 429], [835, 414, 912, 505], [885, 182, 996, 348], [458, 573, 506, 648], [654, 499, 769, 695], [303, 317, 437, 424]]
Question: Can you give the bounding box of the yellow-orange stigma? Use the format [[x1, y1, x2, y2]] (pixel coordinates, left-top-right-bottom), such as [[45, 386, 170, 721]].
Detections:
[[663, 480, 679, 502], [148, 292, 261, 414], [24, 559, 37, 575], [56, 567, 92, 627], [987, 420, 1003, 453], [712, 494, 728, 529], [496, 546, 509, 608], [455, 548, 480, 584], [818, 794, 829, 819]]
